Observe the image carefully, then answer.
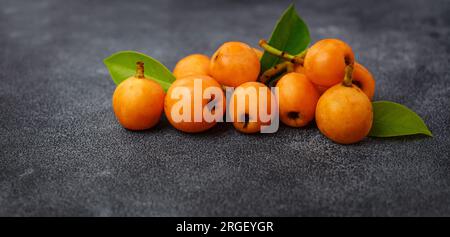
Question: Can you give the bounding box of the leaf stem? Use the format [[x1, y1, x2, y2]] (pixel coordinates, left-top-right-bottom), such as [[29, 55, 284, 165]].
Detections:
[[259, 39, 307, 65]]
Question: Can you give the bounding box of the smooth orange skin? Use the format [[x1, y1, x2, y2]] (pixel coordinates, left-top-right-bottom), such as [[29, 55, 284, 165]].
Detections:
[[315, 84, 329, 95], [253, 48, 263, 60], [112, 77, 165, 130], [210, 42, 260, 87], [295, 64, 329, 95], [276, 73, 319, 127], [315, 84, 373, 144], [231, 82, 274, 133], [304, 39, 355, 87], [173, 54, 210, 79], [164, 75, 225, 133], [352, 63, 375, 100]]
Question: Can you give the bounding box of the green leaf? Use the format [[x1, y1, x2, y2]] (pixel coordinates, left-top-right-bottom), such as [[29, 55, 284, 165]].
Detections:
[[103, 51, 175, 91], [369, 101, 432, 137], [260, 4, 310, 72]]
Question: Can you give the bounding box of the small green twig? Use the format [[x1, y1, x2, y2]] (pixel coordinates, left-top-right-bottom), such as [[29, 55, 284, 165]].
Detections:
[[259, 39, 307, 65]]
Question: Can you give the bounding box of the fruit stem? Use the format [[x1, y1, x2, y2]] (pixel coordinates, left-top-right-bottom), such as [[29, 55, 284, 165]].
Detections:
[[259, 61, 292, 84], [343, 63, 354, 87], [136, 61, 145, 79], [259, 39, 307, 65]]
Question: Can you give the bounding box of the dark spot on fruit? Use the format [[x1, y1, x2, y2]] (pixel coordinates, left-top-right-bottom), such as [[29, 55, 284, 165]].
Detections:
[[242, 114, 250, 128], [287, 111, 300, 120], [208, 94, 216, 102], [207, 95, 216, 113]]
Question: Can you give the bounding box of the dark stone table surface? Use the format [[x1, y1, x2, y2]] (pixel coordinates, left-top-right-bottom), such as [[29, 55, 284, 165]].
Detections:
[[1, 0, 449, 216]]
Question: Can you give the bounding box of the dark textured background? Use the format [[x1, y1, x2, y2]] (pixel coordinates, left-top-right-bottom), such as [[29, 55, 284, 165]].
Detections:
[[1, 0, 449, 216]]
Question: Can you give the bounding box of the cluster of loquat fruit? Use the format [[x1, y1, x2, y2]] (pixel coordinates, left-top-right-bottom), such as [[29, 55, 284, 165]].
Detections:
[[112, 39, 376, 144]]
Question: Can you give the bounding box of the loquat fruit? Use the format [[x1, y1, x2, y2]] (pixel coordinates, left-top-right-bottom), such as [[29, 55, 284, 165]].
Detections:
[[173, 54, 210, 79], [209, 42, 260, 87], [304, 38, 355, 87], [164, 75, 225, 133], [276, 72, 319, 127], [112, 62, 165, 130]]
